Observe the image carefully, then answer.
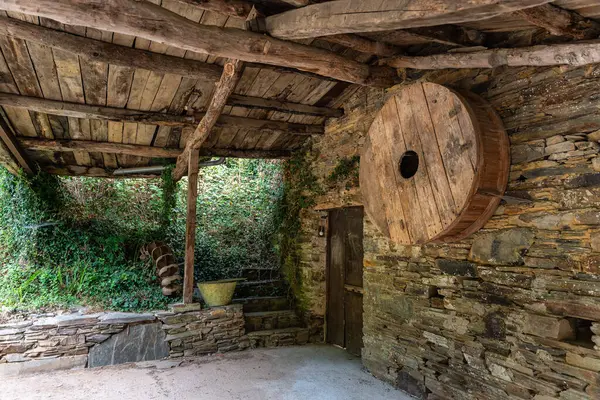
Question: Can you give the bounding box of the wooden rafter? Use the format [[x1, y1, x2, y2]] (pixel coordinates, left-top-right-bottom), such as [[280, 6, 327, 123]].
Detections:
[[0, 93, 325, 135], [515, 3, 600, 40], [382, 41, 600, 69], [0, 0, 397, 87], [0, 16, 221, 81], [263, 0, 554, 40], [172, 59, 244, 181], [19, 138, 291, 160], [227, 94, 342, 117], [0, 114, 34, 174]]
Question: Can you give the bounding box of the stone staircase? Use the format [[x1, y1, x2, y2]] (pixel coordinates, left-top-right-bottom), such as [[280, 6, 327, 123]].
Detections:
[[233, 269, 309, 348]]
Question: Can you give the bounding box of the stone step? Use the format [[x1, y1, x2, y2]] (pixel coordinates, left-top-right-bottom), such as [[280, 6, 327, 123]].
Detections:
[[244, 310, 301, 332], [232, 296, 291, 313], [246, 327, 309, 348], [234, 279, 285, 298]]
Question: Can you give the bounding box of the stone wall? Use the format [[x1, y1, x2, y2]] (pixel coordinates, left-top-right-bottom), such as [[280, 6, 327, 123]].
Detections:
[[0, 304, 247, 375], [295, 65, 600, 399]]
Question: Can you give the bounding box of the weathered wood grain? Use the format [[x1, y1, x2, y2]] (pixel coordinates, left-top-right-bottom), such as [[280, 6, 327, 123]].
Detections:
[[0, 115, 34, 174], [384, 41, 600, 69], [183, 148, 199, 304], [0, 0, 396, 87], [173, 59, 244, 180], [264, 0, 553, 39], [226, 94, 343, 117], [515, 3, 600, 39], [360, 83, 509, 244]]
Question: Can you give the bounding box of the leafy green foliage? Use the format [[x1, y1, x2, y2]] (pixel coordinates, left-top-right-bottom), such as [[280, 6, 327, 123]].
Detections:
[[276, 148, 323, 310], [167, 159, 284, 282], [0, 159, 283, 312], [327, 155, 360, 189]]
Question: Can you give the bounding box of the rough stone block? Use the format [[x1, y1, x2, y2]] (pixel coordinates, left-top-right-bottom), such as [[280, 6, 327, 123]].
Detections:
[[510, 312, 574, 340], [436, 259, 477, 277], [88, 323, 168, 368], [468, 228, 535, 265], [546, 141, 576, 155], [98, 312, 156, 325], [566, 352, 600, 372]]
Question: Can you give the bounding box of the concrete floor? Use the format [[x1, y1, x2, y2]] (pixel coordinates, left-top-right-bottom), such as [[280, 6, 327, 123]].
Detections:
[[1, 345, 412, 400]]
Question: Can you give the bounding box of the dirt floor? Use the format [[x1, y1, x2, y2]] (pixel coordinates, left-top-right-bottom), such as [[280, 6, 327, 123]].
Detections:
[[1, 345, 412, 400]]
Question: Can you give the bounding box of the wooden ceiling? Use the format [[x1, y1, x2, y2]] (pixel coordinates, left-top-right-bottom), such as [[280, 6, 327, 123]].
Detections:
[[0, 0, 598, 178]]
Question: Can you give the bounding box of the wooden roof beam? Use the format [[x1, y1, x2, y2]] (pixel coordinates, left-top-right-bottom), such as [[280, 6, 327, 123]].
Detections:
[[0, 0, 396, 87], [515, 3, 600, 40], [263, 0, 554, 40], [19, 138, 291, 159], [0, 93, 325, 135], [226, 94, 342, 117], [0, 16, 222, 81], [382, 40, 600, 69], [173, 59, 244, 181], [0, 112, 34, 175]]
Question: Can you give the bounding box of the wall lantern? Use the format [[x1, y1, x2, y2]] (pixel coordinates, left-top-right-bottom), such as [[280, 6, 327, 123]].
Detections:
[[318, 214, 328, 237]]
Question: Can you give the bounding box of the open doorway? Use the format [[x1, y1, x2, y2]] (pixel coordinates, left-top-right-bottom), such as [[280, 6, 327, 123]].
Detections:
[[326, 206, 364, 357]]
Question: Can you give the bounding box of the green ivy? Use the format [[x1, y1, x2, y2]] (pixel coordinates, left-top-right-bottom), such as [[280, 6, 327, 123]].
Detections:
[[276, 146, 323, 310], [326, 155, 360, 189]]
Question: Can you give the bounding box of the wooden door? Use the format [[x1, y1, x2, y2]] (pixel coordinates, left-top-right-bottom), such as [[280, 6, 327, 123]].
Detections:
[[326, 206, 364, 356]]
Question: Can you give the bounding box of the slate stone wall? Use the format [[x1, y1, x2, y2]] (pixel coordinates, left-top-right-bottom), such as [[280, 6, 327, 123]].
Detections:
[[295, 65, 600, 399], [0, 304, 247, 375]]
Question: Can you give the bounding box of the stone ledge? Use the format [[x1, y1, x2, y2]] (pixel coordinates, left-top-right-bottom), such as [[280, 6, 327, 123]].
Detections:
[[0, 355, 87, 377]]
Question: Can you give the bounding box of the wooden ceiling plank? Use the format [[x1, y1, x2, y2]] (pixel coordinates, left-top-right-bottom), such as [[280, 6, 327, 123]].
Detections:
[[264, 0, 554, 39], [0, 16, 222, 81], [515, 3, 600, 39], [383, 40, 600, 69], [226, 93, 342, 117], [0, 0, 395, 87]]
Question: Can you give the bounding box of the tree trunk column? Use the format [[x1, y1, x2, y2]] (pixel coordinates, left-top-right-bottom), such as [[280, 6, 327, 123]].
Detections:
[[183, 149, 200, 304]]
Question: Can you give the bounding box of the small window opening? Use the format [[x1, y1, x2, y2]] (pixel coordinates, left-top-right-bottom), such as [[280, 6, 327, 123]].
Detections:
[[564, 318, 594, 349]]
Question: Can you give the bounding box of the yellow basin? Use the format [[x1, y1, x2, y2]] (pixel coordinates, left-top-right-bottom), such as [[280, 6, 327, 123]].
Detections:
[[197, 278, 244, 307]]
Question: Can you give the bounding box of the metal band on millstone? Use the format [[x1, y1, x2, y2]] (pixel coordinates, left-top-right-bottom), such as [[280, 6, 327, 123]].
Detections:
[[359, 82, 509, 244]]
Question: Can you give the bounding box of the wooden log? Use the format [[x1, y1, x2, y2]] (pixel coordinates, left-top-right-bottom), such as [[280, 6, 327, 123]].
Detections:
[[0, 16, 222, 81], [183, 149, 200, 304], [0, 0, 396, 87], [515, 3, 600, 40], [0, 114, 34, 174], [263, 0, 553, 40], [19, 137, 292, 159], [0, 134, 20, 175], [173, 59, 244, 181], [0, 93, 324, 134], [383, 41, 600, 69], [227, 94, 343, 117], [175, 0, 254, 18], [320, 34, 401, 57]]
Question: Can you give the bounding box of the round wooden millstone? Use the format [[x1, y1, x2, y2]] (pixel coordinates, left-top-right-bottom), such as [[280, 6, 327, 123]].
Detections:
[[359, 82, 509, 244]]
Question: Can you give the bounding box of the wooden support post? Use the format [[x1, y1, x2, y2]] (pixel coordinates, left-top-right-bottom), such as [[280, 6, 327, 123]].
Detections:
[[183, 149, 200, 304]]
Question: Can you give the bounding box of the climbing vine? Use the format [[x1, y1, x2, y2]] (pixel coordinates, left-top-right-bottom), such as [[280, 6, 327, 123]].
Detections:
[[277, 145, 324, 310], [326, 155, 360, 189]]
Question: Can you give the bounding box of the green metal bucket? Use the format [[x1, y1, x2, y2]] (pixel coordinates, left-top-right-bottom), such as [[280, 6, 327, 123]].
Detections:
[[197, 278, 244, 307]]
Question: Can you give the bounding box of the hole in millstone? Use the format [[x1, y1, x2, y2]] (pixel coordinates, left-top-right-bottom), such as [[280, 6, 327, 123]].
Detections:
[[399, 150, 419, 179]]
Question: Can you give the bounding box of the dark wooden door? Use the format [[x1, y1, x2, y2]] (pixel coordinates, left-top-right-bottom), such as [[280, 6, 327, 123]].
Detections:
[[326, 206, 364, 356]]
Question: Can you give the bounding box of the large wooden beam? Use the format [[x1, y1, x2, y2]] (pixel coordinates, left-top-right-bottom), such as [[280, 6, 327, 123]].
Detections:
[[0, 0, 396, 87], [227, 94, 343, 117], [0, 93, 325, 135], [264, 0, 554, 39], [0, 16, 222, 81], [183, 149, 199, 304], [173, 60, 243, 181], [19, 137, 292, 159], [515, 3, 600, 40], [176, 0, 254, 18], [0, 114, 34, 174], [382, 41, 600, 69]]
